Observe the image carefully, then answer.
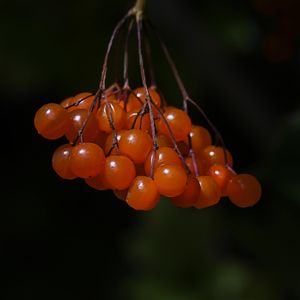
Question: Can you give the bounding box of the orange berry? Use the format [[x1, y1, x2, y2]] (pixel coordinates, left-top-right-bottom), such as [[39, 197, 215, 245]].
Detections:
[[126, 176, 160, 210], [60, 97, 74, 108], [70, 143, 105, 178], [97, 101, 125, 133], [119, 129, 152, 164], [34, 103, 70, 140], [67, 92, 95, 112], [85, 173, 109, 191], [207, 164, 235, 196], [156, 106, 192, 142], [144, 147, 182, 177], [156, 134, 172, 148], [127, 87, 161, 112], [52, 144, 76, 179], [227, 174, 262, 208], [65, 109, 99, 144], [125, 109, 151, 132], [185, 156, 206, 176], [194, 176, 221, 209], [154, 164, 187, 197], [170, 176, 200, 208], [103, 155, 136, 190], [104, 130, 125, 155], [202, 145, 233, 168], [186, 126, 212, 153]]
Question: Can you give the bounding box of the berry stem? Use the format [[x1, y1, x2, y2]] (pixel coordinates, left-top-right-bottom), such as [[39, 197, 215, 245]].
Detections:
[[123, 19, 134, 87], [147, 20, 230, 167], [99, 11, 133, 91], [187, 97, 229, 166], [146, 21, 189, 101], [143, 22, 157, 88], [133, 0, 146, 15], [136, 18, 158, 178]]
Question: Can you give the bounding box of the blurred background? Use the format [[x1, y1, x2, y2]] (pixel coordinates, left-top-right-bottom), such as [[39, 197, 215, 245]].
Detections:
[[1, 0, 300, 299]]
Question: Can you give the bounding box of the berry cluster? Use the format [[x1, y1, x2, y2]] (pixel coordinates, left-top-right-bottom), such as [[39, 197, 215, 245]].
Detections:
[[34, 85, 261, 210], [34, 2, 262, 211]]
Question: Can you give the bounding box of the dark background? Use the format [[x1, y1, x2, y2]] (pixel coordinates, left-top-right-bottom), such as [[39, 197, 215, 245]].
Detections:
[[1, 0, 300, 299]]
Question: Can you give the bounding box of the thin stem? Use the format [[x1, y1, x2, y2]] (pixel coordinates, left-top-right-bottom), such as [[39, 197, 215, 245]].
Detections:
[[123, 20, 134, 86], [151, 101, 191, 175], [133, 0, 146, 15], [146, 21, 189, 101], [143, 20, 157, 87], [187, 97, 229, 166], [136, 18, 158, 178], [99, 11, 133, 91], [147, 20, 230, 167]]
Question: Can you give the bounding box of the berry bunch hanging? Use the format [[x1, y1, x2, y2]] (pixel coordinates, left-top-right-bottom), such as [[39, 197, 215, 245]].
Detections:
[[34, 0, 262, 211]]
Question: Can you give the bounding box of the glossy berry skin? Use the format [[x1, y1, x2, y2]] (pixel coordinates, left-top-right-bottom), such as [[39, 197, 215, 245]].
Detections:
[[125, 109, 151, 132], [185, 156, 206, 176], [97, 101, 125, 133], [186, 126, 212, 154], [63, 92, 95, 112], [126, 176, 160, 211], [70, 143, 105, 178], [104, 130, 125, 155], [227, 174, 262, 208], [127, 87, 161, 112], [156, 106, 192, 142], [85, 173, 109, 190], [144, 147, 182, 177], [52, 144, 76, 179], [119, 129, 152, 164], [154, 164, 188, 197], [156, 134, 172, 148], [65, 109, 99, 144], [103, 155, 136, 190], [170, 176, 200, 208], [202, 145, 233, 169], [34, 103, 70, 140], [194, 176, 221, 209], [207, 164, 235, 196]]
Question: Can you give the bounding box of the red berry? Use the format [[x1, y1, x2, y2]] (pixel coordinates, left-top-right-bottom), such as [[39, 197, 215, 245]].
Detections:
[[144, 147, 182, 177], [119, 129, 152, 164], [52, 144, 76, 179], [34, 103, 70, 140], [97, 101, 125, 133], [227, 174, 262, 207], [156, 106, 192, 142], [194, 176, 221, 209], [170, 176, 200, 208], [207, 164, 235, 196], [103, 155, 136, 190], [126, 176, 160, 211], [70, 143, 105, 178], [153, 164, 187, 197]]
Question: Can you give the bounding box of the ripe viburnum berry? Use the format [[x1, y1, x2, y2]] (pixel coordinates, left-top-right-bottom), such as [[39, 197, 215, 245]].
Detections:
[[34, 103, 70, 140], [170, 176, 200, 208], [52, 144, 76, 180], [153, 164, 187, 197], [194, 176, 221, 209], [227, 174, 262, 208], [69, 143, 105, 178], [118, 129, 152, 164], [126, 176, 160, 211]]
